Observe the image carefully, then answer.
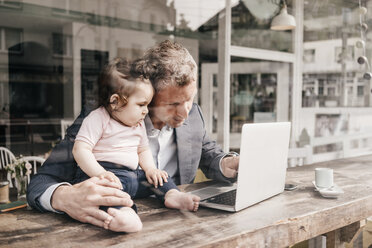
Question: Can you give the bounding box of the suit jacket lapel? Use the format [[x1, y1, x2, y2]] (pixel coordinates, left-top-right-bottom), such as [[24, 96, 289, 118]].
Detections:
[[175, 118, 192, 184]]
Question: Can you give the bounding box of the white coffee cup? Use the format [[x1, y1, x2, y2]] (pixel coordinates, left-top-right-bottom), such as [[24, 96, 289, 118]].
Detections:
[[315, 168, 334, 188]]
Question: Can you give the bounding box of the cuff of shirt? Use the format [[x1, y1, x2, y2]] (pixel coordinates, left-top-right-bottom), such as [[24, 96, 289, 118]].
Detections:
[[39, 182, 71, 214], [219, 152, 240, 172]]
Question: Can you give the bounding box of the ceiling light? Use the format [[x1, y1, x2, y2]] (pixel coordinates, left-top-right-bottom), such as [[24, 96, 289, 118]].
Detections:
[[270, 2, 296, 31]]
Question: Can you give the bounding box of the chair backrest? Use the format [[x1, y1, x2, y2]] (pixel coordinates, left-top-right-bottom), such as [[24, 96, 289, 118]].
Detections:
[[0, 147, 16, 187], [61, 119, 74, 139], [19, 156, 45, 184], [288, 145, 313, 167], [0, 147, 16, 169]]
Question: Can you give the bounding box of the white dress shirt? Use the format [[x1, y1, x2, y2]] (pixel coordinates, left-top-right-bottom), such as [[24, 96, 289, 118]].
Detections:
[[145, 116, 179, 183]]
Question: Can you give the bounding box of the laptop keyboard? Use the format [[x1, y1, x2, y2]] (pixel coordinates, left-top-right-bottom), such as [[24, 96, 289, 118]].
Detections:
[[203, 189, 237, 206]]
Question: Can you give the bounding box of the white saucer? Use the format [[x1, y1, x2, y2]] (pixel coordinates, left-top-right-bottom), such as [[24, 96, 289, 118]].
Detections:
[[312, 181, 344, 198]]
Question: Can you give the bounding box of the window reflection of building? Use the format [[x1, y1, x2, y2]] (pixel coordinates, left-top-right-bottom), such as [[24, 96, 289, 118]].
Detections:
[[198, 1, 292, 52], [198, 1, 289, 140], [0, 0, 21, 8], [1, 0, 372, 164], [302, 72, 368, 108], [335, 45, 354, 62], [7, 41, 63, 154], [52, 33, 73, 56], [315, 114, 348, 137], [0, 0, 180, 155], [303, 49, 315, 63], [80, 50, 109, 111], [0, 27, 23, 53], [313, 114, 349, 155], [297, 0, 372, 163], [303, 0, 371, 106], [203, 61, 287, 139]]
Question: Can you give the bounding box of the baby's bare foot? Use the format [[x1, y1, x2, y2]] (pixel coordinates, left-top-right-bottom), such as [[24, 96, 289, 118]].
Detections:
[[105, 207, 142, 232], [164, 189, 200, 212]]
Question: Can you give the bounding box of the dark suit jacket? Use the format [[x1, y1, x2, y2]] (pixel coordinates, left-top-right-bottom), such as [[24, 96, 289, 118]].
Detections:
[[27, 104, 230, 212]]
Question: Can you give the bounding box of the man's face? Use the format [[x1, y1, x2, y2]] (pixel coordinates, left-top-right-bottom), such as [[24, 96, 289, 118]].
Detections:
[[150, 81, 197, 129]]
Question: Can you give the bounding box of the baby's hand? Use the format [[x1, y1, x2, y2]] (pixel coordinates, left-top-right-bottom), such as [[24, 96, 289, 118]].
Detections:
[[98, 171, 122, 189], [145, 169, 168, 188]]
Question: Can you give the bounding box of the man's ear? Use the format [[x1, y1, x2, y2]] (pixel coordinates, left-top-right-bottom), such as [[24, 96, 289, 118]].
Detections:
[[110, 94, 120, 110]]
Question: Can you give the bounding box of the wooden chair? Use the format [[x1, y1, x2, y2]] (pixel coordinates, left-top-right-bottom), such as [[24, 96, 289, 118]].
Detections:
[[19, 156, 45, 184], [0, 147, 16, 187], [60, 119, 74, 139], [0, 147, 16, 169], [288, 145, 313, 167]]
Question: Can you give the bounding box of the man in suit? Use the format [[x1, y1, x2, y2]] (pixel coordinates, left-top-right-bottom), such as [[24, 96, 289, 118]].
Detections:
[[27, 40, 239, 228]]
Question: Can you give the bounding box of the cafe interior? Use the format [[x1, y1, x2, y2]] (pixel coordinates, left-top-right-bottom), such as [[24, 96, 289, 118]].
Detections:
[[0, 0, 372, 247]]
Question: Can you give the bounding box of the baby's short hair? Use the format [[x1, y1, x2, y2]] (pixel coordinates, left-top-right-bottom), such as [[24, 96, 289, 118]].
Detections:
[[98, 57, 151, 111]]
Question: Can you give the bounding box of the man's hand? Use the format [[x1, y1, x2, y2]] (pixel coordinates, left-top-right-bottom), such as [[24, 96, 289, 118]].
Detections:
[[221, 156, 239, 178], [145, 168, 168, 188], [51, 177, 133, 228]]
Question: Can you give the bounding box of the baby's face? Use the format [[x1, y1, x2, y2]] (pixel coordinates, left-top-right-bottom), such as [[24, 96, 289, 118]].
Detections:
[[113, 82, 153, 127]]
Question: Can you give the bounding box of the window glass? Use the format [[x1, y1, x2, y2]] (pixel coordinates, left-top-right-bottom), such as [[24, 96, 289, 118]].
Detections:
[[229, 0, 294, 52], [302, 0, 369, 108], [52, 0, 66, 9], [5, 28, 22, 52], [301, 0, 372, 162], [2, 0, 371, 165], [2, 0, 22, 8], [0, 0, 225, 156], [203, 57, 291, 150]]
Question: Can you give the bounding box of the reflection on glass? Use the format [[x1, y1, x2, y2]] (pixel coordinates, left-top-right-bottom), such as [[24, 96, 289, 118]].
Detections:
[[2, 0, 371, 164], [303, 0, 370, 108], [207, 57, 290, 136], [230, 0, 293, 52], [302, 0, 372, 161], [230, 73, 277, 132], [0, 0, 226, 156]]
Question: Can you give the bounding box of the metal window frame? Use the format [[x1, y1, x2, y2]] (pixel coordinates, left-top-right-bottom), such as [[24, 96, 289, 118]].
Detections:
[[217, 0, 304, 151]]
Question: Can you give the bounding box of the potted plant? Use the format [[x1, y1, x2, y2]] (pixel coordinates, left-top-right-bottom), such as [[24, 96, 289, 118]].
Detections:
[[4, 156, 32, 200]]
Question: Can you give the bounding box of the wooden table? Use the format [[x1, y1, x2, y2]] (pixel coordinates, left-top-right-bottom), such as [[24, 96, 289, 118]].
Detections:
[[1, 155, 372, 248]]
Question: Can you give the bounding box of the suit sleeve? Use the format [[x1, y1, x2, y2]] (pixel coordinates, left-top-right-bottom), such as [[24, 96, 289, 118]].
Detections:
[[195, 105, 234, 183], [27, 108, 91, 212]]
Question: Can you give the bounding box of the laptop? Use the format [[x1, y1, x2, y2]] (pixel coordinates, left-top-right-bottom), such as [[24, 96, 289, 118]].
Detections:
[[190, 122, 291, 212]]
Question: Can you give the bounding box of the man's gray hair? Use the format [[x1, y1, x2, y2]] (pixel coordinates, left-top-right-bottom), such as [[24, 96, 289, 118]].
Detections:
[[132, 40, 197, 92]]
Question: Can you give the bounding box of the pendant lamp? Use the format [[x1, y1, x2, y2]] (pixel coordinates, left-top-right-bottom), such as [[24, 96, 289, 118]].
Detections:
[[270, 0, 296, 31]]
